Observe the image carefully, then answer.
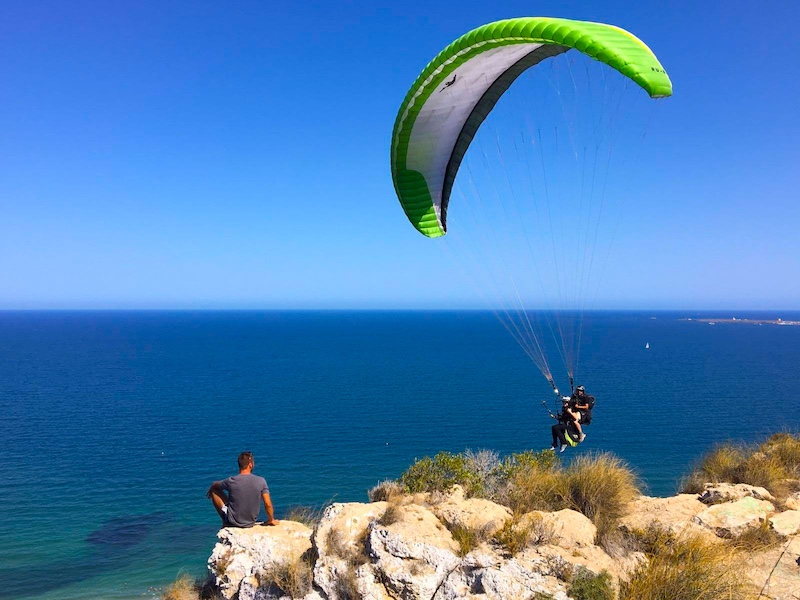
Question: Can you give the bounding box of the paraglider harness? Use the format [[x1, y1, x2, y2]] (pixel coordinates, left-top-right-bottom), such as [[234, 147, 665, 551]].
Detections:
[[540, 396, 577, 446], [542, 383, 595, 447]]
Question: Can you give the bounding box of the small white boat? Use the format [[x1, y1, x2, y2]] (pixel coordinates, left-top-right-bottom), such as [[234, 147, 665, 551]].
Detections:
[[645, 342, 650, 349]]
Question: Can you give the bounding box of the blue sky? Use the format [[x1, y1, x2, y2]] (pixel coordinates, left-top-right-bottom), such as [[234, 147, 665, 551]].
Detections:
[[1, 0, 798, 309]]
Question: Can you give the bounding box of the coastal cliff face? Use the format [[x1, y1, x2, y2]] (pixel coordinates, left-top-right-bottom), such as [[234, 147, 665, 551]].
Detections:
[[206, 484, 800, 600]]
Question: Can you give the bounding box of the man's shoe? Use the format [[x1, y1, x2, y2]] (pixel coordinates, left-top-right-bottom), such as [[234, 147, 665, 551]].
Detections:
[[560, 444, 568, 453]]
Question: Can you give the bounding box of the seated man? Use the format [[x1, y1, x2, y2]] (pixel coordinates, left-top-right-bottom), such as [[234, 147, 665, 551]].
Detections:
[[207, 451, 278, 528]]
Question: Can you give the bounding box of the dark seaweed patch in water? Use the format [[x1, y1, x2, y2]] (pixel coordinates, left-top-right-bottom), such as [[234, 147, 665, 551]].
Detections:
[[0, 512, 176, 599], [85, 511, 171, 548]]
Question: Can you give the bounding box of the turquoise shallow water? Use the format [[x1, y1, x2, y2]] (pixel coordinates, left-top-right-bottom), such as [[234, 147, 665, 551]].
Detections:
[[1, 310, 799, 599]]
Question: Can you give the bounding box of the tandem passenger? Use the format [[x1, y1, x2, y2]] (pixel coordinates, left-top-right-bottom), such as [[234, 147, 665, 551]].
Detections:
[[207, 451, 279, 528]]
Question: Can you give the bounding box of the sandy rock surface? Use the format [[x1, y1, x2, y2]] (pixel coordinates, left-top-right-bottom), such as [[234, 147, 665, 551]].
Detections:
[[208, 521, 312, 600], [692, 496, 775, 537]]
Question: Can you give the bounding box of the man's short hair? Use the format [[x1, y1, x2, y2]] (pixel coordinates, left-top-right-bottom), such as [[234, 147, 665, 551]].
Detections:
[[238, 451, 254, 470]]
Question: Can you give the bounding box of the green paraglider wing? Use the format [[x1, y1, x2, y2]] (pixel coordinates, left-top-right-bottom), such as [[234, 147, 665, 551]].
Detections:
[[390, 17, 672, 238]]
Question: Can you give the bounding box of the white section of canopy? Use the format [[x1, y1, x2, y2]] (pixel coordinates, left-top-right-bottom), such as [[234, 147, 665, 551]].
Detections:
[[405, 42, 543, 228]]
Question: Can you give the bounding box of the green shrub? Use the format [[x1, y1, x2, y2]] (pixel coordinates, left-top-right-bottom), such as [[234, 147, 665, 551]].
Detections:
[[569, 568, 614, 600], [399, 451, 483, 496], [497, 449, 558, 479]]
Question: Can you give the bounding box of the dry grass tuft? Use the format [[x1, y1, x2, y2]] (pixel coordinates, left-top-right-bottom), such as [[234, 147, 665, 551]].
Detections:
[[259, 552, 314, 599], [284, 505, 325, 527], [161, 575, 201, 600], [682, 433, 800, 499], [378, 501, 403, 526], [368, 479, 404, 502], [729, 520, 785, 552], [620, 525, 751, 600], [506, 462, 566, 514], [507, 452, 640, 531], [333, 566, 361, 600], [562, 453, 640, 526]]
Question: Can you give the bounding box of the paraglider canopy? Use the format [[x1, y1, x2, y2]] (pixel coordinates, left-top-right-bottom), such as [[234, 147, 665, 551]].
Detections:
[[391, 17, 672, 238]]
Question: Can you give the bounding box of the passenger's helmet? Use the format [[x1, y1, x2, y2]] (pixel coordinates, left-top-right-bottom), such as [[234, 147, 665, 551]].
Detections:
[[576, 385, 585, 393]]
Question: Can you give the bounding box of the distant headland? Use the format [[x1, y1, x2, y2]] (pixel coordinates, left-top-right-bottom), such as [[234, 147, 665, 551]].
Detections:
[[683, 317, 800, 326]]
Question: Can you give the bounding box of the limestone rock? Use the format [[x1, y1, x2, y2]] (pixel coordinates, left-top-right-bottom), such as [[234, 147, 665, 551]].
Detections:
[[431, 492, 511, 537], [692, 496, 775, 538], [784, 492, 800, 511], [770, 510, 800, 537], [699, 482, 776, 504], [312, 502, 391, 600], [532, 509, 595, 548], [743, 535, 800, 600], [620, 494, 708, 535], [436, 554, 571, 600], [368, 503, 460, 599], [208, 521, 312, 600]]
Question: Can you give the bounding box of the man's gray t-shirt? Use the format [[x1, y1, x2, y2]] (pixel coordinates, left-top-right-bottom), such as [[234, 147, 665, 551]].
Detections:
[[219, 474, 269, 527]]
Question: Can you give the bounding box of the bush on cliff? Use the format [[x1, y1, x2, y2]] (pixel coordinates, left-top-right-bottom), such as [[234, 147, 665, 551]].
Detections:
[[399, 451, 486, 496], [681, 432, 800, 498], [569, 568, 614, 600]]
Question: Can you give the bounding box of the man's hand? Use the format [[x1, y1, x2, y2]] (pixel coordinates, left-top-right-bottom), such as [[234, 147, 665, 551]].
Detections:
[[264, 519, 279, 526]]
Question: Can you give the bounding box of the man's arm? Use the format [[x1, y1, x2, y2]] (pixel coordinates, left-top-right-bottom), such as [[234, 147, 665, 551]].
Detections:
[[206, 481, 225, 499], [262, 492, 279, 525]]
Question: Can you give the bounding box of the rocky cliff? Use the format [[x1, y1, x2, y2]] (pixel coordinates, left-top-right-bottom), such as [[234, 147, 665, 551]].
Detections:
[[205, 483, 800, 600]]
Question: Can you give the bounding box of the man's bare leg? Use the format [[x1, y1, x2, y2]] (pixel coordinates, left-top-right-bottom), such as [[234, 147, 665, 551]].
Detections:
[[209, 489, 228, 524]]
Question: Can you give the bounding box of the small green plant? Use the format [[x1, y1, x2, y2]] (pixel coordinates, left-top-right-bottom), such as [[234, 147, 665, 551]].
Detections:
[[492, 516, 533, 556], [545, 554, 574, 582], [448, 523, 491, 556], [568, 568, 614, 600]]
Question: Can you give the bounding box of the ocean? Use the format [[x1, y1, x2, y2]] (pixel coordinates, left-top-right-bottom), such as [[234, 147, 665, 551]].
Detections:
[[1, 310, 798, 599]]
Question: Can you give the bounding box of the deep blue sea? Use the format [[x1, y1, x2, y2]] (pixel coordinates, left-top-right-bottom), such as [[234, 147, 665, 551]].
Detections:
[[1, 310, 799, 599]]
